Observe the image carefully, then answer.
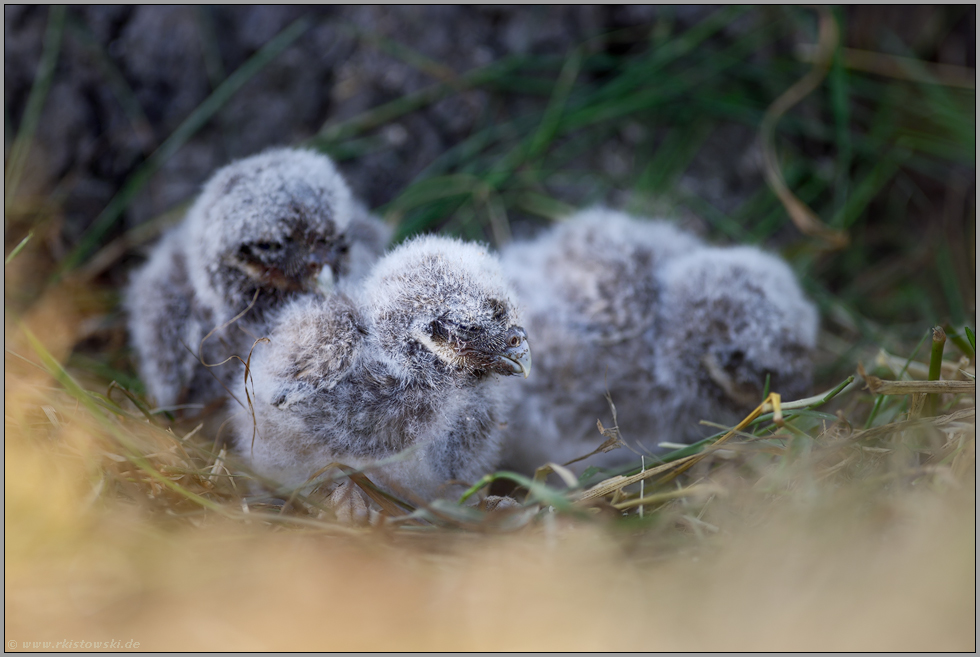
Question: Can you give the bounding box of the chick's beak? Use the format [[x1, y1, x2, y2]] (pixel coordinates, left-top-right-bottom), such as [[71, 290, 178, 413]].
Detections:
[[307, 246, 338, 293], [496, 326, 532, 379], [305, 250, 327, 274]]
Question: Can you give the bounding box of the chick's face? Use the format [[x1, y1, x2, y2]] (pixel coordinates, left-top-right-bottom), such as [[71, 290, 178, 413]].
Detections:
[[228, 223, 349, 294], [188, 148, 353, 305], [681, 285, 813, 410], [416, 296, 531, 379], [367, 236, 531, 382]]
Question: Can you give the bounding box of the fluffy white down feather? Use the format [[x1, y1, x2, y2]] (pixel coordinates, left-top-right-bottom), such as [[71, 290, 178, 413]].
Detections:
[[232, 235, 529, 504], [125, 147, 389, 413], [499, 207, 818, 474]]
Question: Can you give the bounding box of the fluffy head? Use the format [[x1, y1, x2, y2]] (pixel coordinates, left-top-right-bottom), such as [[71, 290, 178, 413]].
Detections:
[[505, 207, 704, 339], [184, 147, 354, 318], [658, 246, 818, 412], [363, 235, 530, 383]]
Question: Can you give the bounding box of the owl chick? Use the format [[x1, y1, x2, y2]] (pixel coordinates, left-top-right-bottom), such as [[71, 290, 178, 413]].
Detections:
[[233, 235, 531, 516], [498, 207, 703, 472], [126, 147, 365, 412], [653, 245, 818, 440], [498, 207, 817, 474]]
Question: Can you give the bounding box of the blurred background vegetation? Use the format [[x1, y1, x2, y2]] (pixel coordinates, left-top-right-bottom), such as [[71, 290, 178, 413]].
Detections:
[[4, 5, 975, 395]]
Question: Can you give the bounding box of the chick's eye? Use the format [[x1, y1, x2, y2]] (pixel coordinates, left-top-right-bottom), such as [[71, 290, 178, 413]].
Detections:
[[255, 241, 281, 252], [429, 320, 449, 340]]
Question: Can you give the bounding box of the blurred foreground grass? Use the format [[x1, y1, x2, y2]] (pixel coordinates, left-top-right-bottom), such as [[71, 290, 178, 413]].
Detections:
[[4, 6, 976, 651]]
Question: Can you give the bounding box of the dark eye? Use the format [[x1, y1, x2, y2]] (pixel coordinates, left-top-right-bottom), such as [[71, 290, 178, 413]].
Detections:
[[255, 242, 279, 252], [429, 319, 449, 340]]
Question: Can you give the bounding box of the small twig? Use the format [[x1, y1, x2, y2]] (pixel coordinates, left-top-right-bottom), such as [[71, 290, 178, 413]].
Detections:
[[563, 390, 634, 467], [576, 453, 701, 503], [759, 6, 848, 249], [612, 483, 720, 510], [853, 407, 975, 442], [639, 456, 645, 518], [863, 377, 974, 396], [875, 349, 972, 381], [796, 43, 976, 89], [907, 393, 927, 420]]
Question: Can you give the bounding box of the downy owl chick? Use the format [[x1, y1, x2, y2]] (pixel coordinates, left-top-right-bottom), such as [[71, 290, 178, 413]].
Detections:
[[233, 235, 531, 519], [498, 207, 817, 474], [126, 147, 368, 413], [653, 245, 818, 442], [498, 207, 704, 472]]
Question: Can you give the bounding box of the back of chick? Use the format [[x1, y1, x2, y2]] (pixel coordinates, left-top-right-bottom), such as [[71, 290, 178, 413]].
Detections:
[[234, 235, 531, 505], [125, 225, 218, 407], [499, 208, 818, 475], [654, 245, 818, 440], [126, 147, 387, 414], [499, 207, 704, 472]]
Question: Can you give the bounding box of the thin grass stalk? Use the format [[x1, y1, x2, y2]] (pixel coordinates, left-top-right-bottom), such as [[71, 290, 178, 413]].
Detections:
[[926, 326, 947, 416], [4, 5, 66, 217], [59, 17, 311, 275]]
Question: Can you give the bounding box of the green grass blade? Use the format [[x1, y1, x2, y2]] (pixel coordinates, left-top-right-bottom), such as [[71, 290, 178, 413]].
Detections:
[[316, 57, 520, 144], [934, 244, 967, 327], [526, 48, 583, 162], [5, 231, 34, 266], [828, 8, 852, 214], [18, 321, 233, 516], [64, 15, 154, 151], [59, 17, 311, 275], [4, 5, 66, 215], [830, 150, 908, 229]]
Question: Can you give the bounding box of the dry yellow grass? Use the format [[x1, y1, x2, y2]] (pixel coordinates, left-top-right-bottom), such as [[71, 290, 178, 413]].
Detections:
[[4, 327, 975, 651]]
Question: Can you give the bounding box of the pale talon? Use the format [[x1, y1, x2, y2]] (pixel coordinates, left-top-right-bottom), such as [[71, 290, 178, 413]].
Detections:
[[327, 480, 371, 526]]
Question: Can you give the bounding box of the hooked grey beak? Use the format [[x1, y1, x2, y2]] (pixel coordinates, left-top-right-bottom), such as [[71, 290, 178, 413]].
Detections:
[[496, 326, 532, 379]]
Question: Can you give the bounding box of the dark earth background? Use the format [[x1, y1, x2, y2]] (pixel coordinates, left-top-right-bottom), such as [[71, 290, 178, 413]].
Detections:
[[4, 5, 976, 363], [7, 6, 974, 239]]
